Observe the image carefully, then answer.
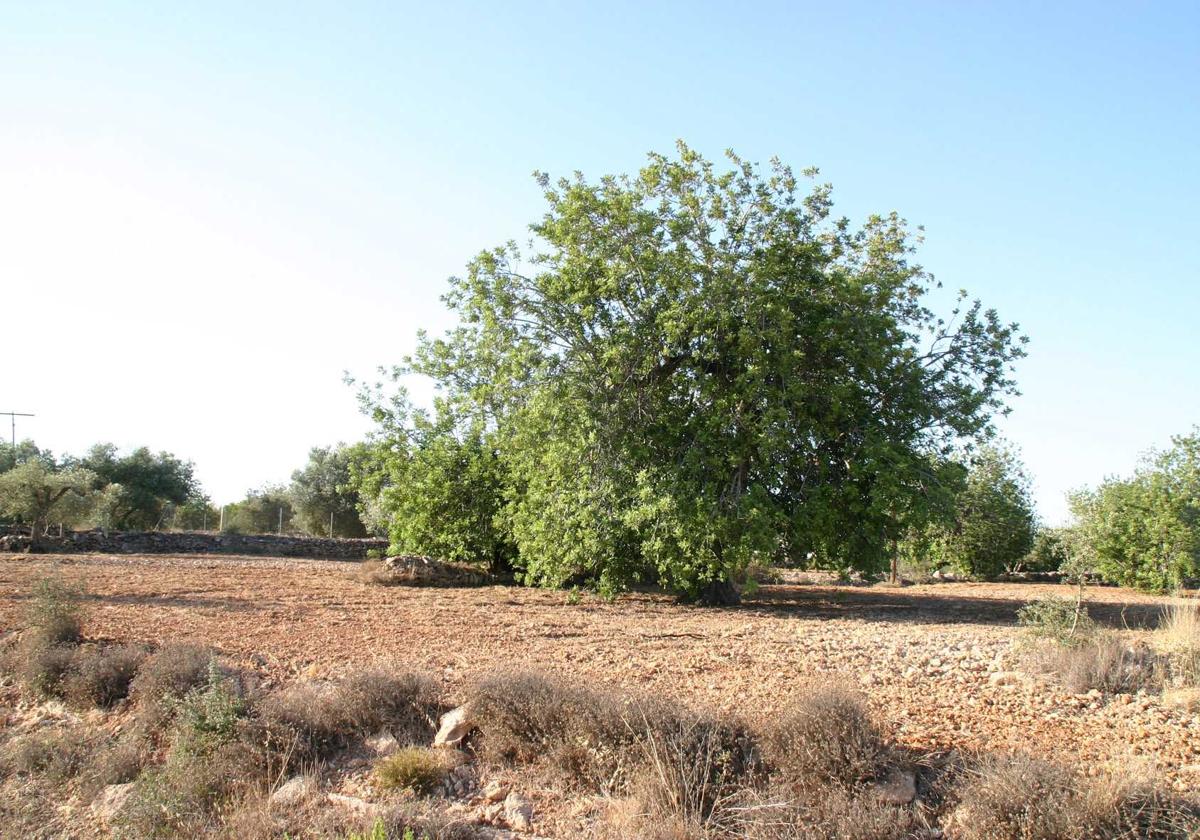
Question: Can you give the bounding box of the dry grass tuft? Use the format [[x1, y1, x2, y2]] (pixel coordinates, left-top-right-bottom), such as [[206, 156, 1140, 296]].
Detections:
[[731, 785, 920, 840], [1157, 601, 1200, 687], [761, 682, 887, 791], [373, 746, 450, 794], [258, 668, 442, 764], [1022, 634, 1161, 694], [947, 753, 1200, 840]]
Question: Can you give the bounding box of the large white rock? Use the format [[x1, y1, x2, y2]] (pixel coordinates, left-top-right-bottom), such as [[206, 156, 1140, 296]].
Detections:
[[270, 776, 311, 808], [434, 703, 475, 747], [504, 791, 534, 831]]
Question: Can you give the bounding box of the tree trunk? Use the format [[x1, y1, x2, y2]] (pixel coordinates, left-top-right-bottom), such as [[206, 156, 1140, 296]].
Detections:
[[697, 578, 741, 606], [27, 518, 45, 553]]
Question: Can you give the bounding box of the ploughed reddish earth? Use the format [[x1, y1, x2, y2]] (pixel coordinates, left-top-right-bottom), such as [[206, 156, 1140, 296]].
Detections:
[[1, 552, 1197, 792]]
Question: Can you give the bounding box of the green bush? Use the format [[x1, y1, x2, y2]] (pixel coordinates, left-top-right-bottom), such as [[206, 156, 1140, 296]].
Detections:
[[372, 747, 448, 794], [1017, 596, 1095, 645], [171, 662, 246, 757], [24, 571, 85, 646]]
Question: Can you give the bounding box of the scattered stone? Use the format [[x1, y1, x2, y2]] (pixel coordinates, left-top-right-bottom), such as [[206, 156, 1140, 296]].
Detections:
[[91, 783, 134, 824], [988, 671, 1023, 687], [435, 703, 475, 747], [327, 792, 377, 814], [365, 730, 400, 755], [270, 776, 311, 808], [503, 791, 534, 831], [873, 768, 918, 805], [483, 779, 511, 802]]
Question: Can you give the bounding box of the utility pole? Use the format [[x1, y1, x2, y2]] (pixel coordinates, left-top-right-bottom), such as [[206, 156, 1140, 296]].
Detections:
[[1, 412, 34, 459], [329, 510, 334, 539], [278, 506, 283, 535]]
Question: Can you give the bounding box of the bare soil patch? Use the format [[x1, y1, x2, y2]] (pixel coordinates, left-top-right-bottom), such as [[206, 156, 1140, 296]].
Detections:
[[1, 551, 1197, 801]]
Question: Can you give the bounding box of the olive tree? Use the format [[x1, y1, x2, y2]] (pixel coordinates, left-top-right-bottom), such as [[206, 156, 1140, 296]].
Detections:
[[0, 462, 97, 546], [290, 445, 367, 538]]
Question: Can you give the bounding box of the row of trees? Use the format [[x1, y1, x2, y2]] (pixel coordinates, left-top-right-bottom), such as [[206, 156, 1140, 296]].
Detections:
[[344, 145, 1196, 597], [0, 441, 371, 540]]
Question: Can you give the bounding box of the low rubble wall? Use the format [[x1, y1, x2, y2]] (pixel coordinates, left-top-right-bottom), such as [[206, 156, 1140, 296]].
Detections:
[[0, 526, 386, 560]]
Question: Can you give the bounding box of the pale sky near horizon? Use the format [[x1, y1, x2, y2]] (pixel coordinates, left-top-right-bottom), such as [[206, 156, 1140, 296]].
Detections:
[[2, 2, 1198, 521]]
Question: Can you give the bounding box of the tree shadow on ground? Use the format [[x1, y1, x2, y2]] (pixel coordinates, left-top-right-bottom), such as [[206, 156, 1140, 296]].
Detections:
[[743, 584, 1165, 629]]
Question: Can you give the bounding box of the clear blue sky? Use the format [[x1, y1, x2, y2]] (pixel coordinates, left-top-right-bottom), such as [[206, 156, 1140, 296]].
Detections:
[[2, 1, 1197, 521]]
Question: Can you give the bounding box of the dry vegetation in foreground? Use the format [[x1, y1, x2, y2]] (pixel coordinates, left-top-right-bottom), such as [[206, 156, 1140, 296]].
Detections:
[[1, 569, 1198, 839]]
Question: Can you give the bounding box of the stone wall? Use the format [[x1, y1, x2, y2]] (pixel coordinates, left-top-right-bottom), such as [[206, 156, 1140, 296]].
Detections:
[[0, 527, 387, 560]]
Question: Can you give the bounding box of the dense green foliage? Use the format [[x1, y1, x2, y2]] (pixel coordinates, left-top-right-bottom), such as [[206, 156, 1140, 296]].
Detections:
[[289, 444, 367, 538], [0, 461, 97, 534], [80, 444, 198, 530], [223, 485, 295, 535], [1024, 526, 1072, 574], [1070, 429, 1200, 592], [907, 445, 1037, 579], [0, 440, 57, 474], [349, 402, 514, 572], [359, 144, 1025, 600]]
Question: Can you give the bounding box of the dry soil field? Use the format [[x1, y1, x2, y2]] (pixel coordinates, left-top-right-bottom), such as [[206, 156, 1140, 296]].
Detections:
[[2, 550, 1197, 804]]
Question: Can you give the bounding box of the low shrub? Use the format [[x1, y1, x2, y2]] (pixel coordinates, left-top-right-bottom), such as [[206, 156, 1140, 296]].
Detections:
[[339, 669, 443, 744], [258, 668, 442, 764], [1023, 634, 1161, 694], [116, 741, 260, 839], [24, 571, 85, 646], [761, 682, 887, 791], [171, 662, 247, 758], [15, 639, 76, 698], [373, 747, 449, 794], [64, 643, 148, 708], [129, 642, 216, 731], [469, 669, 757, 812], [1017, 596, 1094, 645], [81, 737, 146, 796], [0, 726, 95, 781], [469, 670, 633, 782], [948, 754, 1200, 840]]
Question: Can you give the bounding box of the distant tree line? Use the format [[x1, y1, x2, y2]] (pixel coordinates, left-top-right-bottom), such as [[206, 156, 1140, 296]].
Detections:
[[0, 441, 371, 541]]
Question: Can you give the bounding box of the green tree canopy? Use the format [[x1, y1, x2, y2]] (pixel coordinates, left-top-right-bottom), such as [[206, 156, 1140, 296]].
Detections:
[[916, 444, 1037, 578], [80, 444, 198, 530], [0, 461, 97, 537], [1070, 429, 1200, 591], [365, 144, 1026, 602], [225, 485, 295, 535], [290, 445, 367, 538], [0, 439, 56, 474]]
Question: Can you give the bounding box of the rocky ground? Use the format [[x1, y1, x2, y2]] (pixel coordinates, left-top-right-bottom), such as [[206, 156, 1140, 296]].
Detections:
[[1, 552, 1197, 836]]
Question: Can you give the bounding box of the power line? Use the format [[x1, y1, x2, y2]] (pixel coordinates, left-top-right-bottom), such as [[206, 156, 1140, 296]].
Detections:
[[1, 412, 34, 455]]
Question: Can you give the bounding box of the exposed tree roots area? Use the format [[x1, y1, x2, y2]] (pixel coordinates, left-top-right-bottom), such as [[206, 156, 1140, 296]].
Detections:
[[1, 552, 1198, 838]]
